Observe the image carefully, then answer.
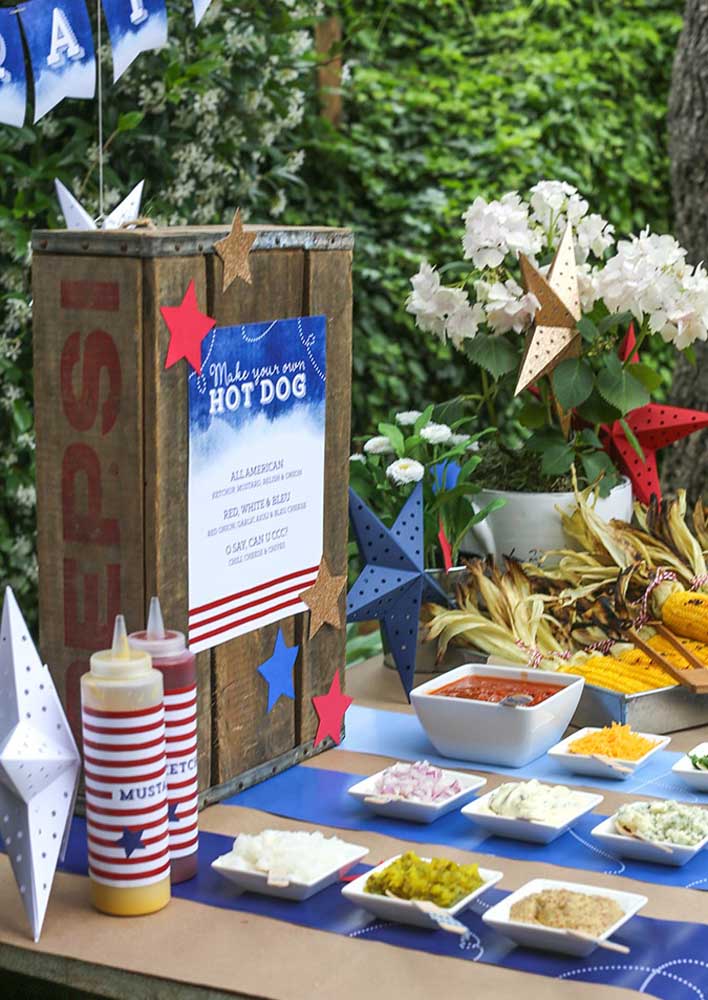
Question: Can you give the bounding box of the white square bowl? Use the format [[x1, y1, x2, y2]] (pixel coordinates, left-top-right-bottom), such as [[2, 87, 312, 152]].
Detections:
[[211, 843, 369, 901], [347, 767, 487, 824], [672, 742, 708, 793], [590, 814, 708, 867], [482, 877, 647, 957], [461, 787, 604, 844], [341, 854, 503, 929], [547, 727, 670, 781], [410, 663, 584, 767]]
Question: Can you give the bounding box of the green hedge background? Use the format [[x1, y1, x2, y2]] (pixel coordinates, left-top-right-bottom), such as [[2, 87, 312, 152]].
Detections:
[[0, 0, 685, 617]]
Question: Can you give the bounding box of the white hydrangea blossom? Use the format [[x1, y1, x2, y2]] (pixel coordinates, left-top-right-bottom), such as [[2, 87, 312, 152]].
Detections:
[[576, 213, 615, 262], [386, 458, 425, 486], [462, 192, 542, 268], [349, 453, 366, 463], [407, 261, 484, 348], [475, 277, 539, 334], [593, 228, 708, 346]]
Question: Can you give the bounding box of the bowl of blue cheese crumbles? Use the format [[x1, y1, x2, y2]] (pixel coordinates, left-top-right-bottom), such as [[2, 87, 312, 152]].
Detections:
[[591, 800, 708, 867]]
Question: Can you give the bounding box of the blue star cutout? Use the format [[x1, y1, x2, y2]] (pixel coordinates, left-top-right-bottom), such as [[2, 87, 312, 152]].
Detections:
[[347, 482, 448, 700], [257, 628, 298, 713], [167, 802, 180, 823], [116, 828, 145, 858]]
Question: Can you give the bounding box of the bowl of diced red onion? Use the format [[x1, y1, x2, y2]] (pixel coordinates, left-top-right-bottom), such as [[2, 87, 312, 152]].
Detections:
[[347, 760, 486, 823]]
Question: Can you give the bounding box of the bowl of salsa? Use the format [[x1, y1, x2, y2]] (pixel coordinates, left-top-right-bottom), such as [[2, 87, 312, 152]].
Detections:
[[411, 664, 584, 767]]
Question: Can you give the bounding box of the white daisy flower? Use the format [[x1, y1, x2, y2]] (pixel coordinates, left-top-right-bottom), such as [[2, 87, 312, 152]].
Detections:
[[386, 458, 425, 486]]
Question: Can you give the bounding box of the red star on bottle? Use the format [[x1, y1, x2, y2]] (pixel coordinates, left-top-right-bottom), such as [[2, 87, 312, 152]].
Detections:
[[160, 280, 216, 374], [312, 672, 352, 747]]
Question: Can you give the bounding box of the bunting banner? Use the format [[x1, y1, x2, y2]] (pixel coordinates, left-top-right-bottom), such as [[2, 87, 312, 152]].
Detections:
[[0, 10, 27, 127], [0, 0, 213, 127], [19, 0, 96, 123], [101, 0, 168, 83]]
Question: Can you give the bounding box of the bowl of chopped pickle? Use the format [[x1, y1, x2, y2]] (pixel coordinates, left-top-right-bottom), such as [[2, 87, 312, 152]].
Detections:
[[341, 851, 503, 929]]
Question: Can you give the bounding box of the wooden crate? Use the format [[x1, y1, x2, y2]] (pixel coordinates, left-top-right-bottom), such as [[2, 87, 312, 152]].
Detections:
[[32, 224, 353, 803]]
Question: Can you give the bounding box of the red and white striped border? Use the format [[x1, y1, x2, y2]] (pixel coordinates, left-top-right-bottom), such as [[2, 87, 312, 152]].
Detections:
[[187, 565, 318, 647]]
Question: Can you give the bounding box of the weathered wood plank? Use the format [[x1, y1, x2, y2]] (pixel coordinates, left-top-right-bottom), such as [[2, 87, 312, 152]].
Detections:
[[32, 226, 354, 258], [207, 249, 305, 783], [297, 250, 353, 742], [142, 255, 212, 795], [33, 255, 145, 743]]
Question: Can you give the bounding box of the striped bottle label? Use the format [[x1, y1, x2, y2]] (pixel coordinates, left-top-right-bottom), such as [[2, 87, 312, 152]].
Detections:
[[82, 702, 170, 887], [163, 684, 199, 860]]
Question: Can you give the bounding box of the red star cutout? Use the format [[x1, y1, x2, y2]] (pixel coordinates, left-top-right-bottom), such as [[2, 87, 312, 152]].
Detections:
[[312, 672, 352, 747], [602, 404, 708, 506], [160, 280, 216, 374], [597, 325, 708, 504]]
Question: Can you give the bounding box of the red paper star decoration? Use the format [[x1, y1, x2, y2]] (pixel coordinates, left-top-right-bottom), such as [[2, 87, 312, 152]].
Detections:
[[601, 404, 708, 506], [599, 325, 708, 505], [312, 672, 352, 747], [160, 280, 216, 374]]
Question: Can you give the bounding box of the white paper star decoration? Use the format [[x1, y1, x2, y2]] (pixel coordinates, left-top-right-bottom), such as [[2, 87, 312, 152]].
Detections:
[[0, 587, 80, 941], [515, 223, 582, 395], [55, 178, 145, 231]]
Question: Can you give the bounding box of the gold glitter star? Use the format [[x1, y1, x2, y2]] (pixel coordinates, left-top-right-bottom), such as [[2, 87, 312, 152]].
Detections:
[[301, 558, 347, 639], [214, 209, 257, 292], [515, 223, 582, 396]]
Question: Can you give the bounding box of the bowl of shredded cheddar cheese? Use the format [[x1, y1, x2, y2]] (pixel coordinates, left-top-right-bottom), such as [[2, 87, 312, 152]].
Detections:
[[547, 724, 670, 780]]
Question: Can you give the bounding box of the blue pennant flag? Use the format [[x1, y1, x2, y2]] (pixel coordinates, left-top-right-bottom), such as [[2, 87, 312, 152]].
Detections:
[[19, 0, 95, 123], [0, 11, 27, 127], [347, 483, 449, 700], [101, 0, 168, 83]]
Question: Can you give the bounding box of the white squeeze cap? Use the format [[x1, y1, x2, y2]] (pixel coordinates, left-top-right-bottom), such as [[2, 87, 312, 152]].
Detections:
[[90, 614, 152, 678], [128, 596, 187, 659], [146, 596, 167, 640]]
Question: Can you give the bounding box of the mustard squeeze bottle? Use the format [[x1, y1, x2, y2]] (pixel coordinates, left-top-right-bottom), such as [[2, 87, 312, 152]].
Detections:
[[81, 614, 171, 915]]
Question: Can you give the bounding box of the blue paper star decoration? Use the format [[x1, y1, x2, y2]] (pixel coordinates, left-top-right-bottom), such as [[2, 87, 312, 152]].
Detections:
[[257, 628, 298, 713], [346, 483, 449, 699]]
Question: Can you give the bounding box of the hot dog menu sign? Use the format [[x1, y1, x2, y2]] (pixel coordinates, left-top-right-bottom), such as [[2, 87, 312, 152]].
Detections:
[[187, 316, 327, 653]]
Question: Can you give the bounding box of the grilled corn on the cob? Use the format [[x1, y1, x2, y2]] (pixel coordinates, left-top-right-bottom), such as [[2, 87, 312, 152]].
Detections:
[[661, 591, 708, 643]]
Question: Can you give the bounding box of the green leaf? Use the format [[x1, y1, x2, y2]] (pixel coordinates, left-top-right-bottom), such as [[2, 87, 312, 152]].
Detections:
[[627, 362, 662, 392], [526, 429, 567, 453], [597, 355, 650, 415], [552, 357, 594, 410], [414, 405, 435, 434], [378, 422, 405, 456], [597, 310, 634, 335], [577, 316, 599, 343], [619, 418, 645, 461], [685, 345, 697, 366], [541, 442, 575, 477], [116, 111, 145, 133], [11, 400, 32, 433], [576, 390, 623, 425], [579, 450, 619, 497], [517, 399, 547, 429], [464, 333, 518, 379]]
